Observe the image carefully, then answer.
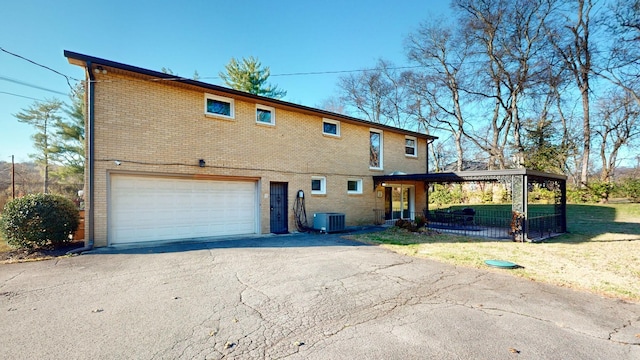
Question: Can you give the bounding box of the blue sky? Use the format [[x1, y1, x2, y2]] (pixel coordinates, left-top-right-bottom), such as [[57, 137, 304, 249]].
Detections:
[[0, 0, 450, 162]]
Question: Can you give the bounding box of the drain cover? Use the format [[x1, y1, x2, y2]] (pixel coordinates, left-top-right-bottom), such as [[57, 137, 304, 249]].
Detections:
[[484, 259, 520, 269]]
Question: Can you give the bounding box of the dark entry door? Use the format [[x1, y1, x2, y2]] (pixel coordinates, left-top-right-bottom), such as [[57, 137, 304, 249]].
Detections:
[[384, 187, 393, 220], [270, 182, 288, 234]]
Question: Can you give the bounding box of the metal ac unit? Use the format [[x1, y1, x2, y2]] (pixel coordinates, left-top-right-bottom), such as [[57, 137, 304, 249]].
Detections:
[[313, 212, 346, 233]]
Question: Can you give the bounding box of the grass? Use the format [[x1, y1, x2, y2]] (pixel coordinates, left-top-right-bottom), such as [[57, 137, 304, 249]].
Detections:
[[348, 203, 640, 302]]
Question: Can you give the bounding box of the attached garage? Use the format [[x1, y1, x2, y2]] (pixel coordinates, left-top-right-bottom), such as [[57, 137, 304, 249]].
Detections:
[[109, 174, 258, 245]]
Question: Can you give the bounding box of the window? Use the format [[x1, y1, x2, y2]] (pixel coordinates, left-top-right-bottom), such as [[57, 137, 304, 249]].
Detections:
[[322, 119, 340, 136], [205, 93, 234, 119], [256, 104, 275, 125], [311, 176, 326, 195], [347, 179, 362, 194], [369, 129, 383, 169], [405, 136, 417, 157]]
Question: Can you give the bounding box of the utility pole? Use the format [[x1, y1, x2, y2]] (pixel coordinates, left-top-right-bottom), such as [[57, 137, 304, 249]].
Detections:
[[11, 155, 15, 199]]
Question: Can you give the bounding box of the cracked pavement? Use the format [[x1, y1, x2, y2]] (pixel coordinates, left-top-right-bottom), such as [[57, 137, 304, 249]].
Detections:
[[1, 231, 639, 359]]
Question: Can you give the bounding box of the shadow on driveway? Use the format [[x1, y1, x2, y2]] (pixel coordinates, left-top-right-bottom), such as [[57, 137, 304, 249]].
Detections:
[[84, 225, 385, 255]]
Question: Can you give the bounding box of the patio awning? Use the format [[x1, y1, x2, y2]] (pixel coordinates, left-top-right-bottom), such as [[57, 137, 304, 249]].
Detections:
[[373, 168, 566, 188]]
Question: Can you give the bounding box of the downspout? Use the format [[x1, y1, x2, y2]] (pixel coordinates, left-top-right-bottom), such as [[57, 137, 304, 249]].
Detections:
[[68, 61, 95, 254]]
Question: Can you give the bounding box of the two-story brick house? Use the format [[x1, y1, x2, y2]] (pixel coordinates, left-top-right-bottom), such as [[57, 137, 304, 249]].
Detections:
[[65, 51, 436, 248]]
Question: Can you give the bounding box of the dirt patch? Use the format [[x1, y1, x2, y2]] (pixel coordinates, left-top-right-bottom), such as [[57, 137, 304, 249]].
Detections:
[[0, 241, 86, 264]]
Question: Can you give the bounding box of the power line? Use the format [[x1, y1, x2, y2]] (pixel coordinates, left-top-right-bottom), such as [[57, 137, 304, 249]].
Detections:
[[0, 91, 44, 101], [0, 75, 68, 96], [0, 46, 79, 90], [197, 65, 427, 80]]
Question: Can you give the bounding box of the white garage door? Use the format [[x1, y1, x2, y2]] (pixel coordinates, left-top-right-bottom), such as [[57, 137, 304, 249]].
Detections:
[[110, 175, 257, 245]]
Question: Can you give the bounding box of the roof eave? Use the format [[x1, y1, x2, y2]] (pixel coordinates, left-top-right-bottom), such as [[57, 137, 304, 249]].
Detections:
[[64, 50, 437, 140]]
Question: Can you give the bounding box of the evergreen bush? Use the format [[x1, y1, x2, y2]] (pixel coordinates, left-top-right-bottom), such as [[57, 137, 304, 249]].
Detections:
[[0, 193, 79, 249]]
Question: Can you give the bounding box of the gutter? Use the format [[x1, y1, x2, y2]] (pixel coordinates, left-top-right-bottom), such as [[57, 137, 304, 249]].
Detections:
[[63, 50, 437, 141], [67, 60, 95, 254]]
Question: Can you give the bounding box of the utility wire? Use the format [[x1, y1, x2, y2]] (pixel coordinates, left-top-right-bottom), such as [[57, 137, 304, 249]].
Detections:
[[0, 91, 44, 101], [0, 46, 79, 90], [197, 65, 427, 80], [0, 75, 68, 96]]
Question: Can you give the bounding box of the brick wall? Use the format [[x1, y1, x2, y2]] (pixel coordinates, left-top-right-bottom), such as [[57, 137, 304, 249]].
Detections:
[[89, 70, 428, 246]]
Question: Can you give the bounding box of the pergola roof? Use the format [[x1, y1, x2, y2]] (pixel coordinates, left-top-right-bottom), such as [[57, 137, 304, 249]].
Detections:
[[373, 169, 566, 186]]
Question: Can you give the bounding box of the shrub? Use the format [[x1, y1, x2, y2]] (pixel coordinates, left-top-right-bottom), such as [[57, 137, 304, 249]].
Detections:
[[429, 184, 452, 206], [620, 178, 640, 202], [0, 193, 79, 249], [481, 189, 493, 203]]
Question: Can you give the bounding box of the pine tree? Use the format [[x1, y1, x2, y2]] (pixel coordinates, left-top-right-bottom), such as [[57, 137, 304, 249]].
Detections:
[[14, 99, 63, 193], [219, 56, 287, 99]]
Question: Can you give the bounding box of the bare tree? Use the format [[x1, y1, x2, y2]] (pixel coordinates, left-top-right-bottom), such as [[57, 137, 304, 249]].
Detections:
[[598, 0, 640, 107], [405, 19, 472, 171], [545, 0, 595, 187], [316, 96, 348, 115], [337, 59, 415, 128], [446, 0, 555, 169], [594, 90, 640, 182]]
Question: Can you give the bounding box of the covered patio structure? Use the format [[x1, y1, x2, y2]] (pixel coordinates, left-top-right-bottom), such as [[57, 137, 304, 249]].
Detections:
[[373, 169, 567, 242]]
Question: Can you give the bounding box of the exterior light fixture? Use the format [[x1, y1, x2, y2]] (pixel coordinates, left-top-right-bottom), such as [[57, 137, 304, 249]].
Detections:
[[198, 159, 206, 167]]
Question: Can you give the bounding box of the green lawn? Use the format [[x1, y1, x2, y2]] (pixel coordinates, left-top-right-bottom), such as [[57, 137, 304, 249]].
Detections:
[[349, 203, 640, 302]]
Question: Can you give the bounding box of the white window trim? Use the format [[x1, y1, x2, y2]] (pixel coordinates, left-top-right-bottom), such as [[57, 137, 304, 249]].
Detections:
[[347, 178, 363, 194], [322, 118, 341, 137], [369, 128, 384, 170], [311, 176, 327, 195], [405, 136, 418, 157], [204, 93, 235, 120], [256, 104, 276, 125]]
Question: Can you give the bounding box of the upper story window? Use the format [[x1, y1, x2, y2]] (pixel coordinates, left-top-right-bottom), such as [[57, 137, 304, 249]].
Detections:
[[322, 119, 340, 137], [370, 129, 383, 169], [256, 104, 275, 125], [405, 136, 417, 157], [311, 176, 326, 195], [205, 93, 234, 119]]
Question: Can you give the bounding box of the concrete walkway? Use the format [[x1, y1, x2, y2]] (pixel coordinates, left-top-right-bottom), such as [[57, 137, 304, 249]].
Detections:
[[1, 229, 639, 359]]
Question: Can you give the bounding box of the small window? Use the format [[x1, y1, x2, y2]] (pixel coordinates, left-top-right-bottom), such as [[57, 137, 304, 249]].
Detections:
[[370, 129, 383, 169], [205, 93, 234, 119], [256, 104, 275, 125], [322, 119, 340, 136], [347, 179, 363, 194], [311, 176, 326, 195], [405, 136, 417, 157]]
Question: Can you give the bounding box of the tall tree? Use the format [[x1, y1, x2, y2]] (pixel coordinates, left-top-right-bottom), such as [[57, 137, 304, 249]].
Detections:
[[51, 83, 85, 183], [546, 0, 595, 187], [599, 0, 640, 106], [14, 99, 63, 193], [594, 89, 640, 183], [405, 19, 472, 171], [452, 0, 554, 169], [219, 56, 287, 99], [337, 59, 415, 128]]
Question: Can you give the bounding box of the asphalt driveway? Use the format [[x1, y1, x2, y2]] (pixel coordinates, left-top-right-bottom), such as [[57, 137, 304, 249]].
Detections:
[[1, 229, 639, 359]]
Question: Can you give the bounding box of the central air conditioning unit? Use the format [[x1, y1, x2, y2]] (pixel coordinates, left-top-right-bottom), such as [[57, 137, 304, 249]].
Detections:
[[313, 212, 346, 233]]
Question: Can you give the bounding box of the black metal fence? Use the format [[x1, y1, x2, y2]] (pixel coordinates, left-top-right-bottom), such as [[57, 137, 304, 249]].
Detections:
[[373, 208, 563, 241]]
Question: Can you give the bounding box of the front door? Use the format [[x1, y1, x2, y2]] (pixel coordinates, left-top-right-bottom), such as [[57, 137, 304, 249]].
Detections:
[[270, 182, 288, 234]]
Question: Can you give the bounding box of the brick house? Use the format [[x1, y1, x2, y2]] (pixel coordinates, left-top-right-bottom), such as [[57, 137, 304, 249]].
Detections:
[[65, 51, 436, 248]]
